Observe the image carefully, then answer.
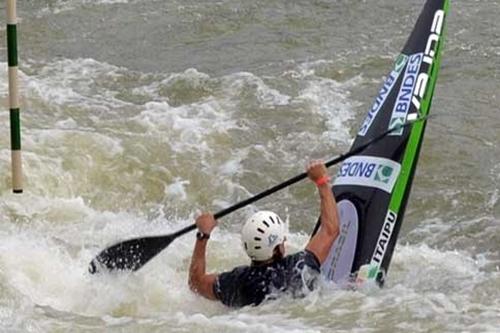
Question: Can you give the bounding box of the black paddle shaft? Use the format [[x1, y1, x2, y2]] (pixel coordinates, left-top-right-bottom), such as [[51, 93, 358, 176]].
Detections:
[[89, 117, 427, 274], [214, 117, 426, 219]]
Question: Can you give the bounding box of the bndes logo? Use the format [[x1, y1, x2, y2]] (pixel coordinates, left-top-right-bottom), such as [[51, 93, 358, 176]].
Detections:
[[388, 52, 423, 135], [374, 165, 395, 184], [358, 54, 408, 137], [334, 156, 401, 193]]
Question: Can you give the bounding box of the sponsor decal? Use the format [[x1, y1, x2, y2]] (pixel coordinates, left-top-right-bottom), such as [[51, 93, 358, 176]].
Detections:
[[334, 156, 401, 193], [388, 52, 423, 135], [358, 54, 408, 136], [412, 9, 445, 111], [321, 199, 358, 283], [370, 210, 397, 266], [327, 219, 351, 275], [355, 263, 382, 286], [268, 234, 278, 246]]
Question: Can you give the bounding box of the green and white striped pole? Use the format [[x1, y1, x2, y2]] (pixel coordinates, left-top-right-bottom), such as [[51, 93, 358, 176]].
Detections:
[[6, 0, 23, 193]]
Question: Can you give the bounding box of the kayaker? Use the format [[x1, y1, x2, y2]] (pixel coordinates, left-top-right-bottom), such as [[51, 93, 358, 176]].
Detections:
[[188, 160, 339, 307]]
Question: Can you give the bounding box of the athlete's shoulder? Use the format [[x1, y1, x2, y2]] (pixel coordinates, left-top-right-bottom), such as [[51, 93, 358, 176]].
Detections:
[[284, 250, 321, 270]]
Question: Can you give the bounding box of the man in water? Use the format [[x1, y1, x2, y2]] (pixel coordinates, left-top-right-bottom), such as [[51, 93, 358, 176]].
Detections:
[[188, 160, 339, 307]]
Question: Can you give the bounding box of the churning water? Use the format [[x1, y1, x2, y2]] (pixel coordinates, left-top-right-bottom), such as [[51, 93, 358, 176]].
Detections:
[[0, 0, 499, 332]]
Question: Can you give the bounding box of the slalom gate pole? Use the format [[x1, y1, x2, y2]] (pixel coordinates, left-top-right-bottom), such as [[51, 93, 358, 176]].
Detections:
[[6, 0, 23, 193]]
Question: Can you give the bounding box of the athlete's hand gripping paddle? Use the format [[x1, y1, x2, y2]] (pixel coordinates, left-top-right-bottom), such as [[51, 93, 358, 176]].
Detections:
[[89, 116, 429, 274]]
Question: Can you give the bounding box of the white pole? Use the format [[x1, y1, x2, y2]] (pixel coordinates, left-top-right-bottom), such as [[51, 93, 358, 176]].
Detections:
[[6, 0, 23, 193]]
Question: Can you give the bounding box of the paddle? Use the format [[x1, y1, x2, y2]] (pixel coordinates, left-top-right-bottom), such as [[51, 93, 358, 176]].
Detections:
[[88, 116, 428, 274]]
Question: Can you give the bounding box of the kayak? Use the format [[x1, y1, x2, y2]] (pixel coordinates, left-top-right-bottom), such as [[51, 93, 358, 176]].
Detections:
[[318, 0, 450, 286]]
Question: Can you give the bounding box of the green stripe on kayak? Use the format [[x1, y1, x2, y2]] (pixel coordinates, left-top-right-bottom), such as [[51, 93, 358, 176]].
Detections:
[[389, 0, 450, 215]]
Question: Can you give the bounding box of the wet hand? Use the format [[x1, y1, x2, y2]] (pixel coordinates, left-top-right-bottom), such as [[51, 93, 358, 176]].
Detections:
[[307, 160, 328, 183], [195, 213, 217, 235]]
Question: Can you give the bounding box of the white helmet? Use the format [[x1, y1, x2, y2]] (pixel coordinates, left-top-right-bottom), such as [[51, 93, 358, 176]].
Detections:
[[241, 211, 286, 261]]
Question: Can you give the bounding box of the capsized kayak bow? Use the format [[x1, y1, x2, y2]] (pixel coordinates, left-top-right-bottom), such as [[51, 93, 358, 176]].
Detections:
[[318, 0, 449, 286]]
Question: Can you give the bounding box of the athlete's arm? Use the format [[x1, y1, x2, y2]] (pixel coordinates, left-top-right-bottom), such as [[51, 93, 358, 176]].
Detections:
[[188, 213, 218, 300], [305, 160, 340, 264]]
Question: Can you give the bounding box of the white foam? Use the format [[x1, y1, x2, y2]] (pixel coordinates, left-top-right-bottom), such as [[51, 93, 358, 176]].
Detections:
[[164, 178, 190, 201], [173, 311, 321, 333], [1, 197, 499, 332], [36, 0, 129, 16], [2, 53, 498, 331], [25, 58, 133, 113], [221, 72, 291, 107], [392, 243, 484, 284], [135, 98, 239, 152], [289, 60, 359, 144]]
